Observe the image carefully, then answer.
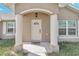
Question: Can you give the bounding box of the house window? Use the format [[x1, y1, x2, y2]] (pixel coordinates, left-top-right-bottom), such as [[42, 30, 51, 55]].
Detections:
[[68, 20, 77, 35], [59, 20, 66, 35], [58, 20, 77, 36], [6, 22, 16, 35]]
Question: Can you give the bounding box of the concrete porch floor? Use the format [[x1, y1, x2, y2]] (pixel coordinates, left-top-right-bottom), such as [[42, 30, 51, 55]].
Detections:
[[23, 42, 52, 56]]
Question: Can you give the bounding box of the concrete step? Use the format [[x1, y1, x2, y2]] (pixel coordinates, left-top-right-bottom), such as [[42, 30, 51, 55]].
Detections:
[[23, 44, 47, 56]]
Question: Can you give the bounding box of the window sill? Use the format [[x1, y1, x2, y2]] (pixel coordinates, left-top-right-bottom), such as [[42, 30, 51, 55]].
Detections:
[[5, 34, 15, 36], [58, 36, 79, 38]]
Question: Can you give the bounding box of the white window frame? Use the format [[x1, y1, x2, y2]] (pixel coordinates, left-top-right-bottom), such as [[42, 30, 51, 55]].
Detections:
[[58, 20, 66, 36], [58, 20, 77, 37], [6, 22, 15, 35]]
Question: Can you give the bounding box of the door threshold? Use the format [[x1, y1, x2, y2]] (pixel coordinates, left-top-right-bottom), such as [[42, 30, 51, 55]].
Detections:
[[32, 42, 40, 45]]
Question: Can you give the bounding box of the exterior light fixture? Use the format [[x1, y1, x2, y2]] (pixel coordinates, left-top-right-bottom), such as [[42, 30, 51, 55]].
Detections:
[[35, 12, 38, 19]]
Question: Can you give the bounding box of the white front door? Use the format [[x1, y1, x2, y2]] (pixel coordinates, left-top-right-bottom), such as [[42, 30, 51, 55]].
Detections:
[[31, 19, 42, 42]]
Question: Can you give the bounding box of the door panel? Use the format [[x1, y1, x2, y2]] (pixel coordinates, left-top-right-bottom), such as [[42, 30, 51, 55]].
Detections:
[[31, 20, 42, 42]]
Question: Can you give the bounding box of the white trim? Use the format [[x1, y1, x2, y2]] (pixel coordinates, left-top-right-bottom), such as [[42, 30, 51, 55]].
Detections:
[[78, 20, 79, 36], [50, 14, 58, 45], [59, 36, 78, 38], [58, 3, 69, 7], [66, 21, 68, 35], [6, 22, 15, 35], [69, 4, 79, 10], [6, 33, 15, 36], [3, 22, 6, 34], [20, 8, 53, 15], [58, 20, 77, 36], [58, 36, 79, 42], [15, 14, 23, 46], [3, 22, 15, 36]]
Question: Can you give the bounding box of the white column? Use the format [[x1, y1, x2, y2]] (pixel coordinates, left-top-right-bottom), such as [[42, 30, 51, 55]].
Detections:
[[50, 14, 59, 52], [3, 22, 6, 34], [15, 14, 23, 51]]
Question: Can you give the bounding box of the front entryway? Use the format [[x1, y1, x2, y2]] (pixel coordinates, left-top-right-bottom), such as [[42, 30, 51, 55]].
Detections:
[[31, 19, 42, 42], [15, 9, 59, 54]]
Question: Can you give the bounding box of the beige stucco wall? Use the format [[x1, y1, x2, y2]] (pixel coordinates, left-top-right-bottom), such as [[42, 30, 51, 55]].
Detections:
[[15, 3, 79, 20], [23, 12, 50, 42], [58, 7, 79, 42], [15, 3, 79, 42], [0, 12, 15, 39], [0, 22, 3, 39], [15, 3, 59, 14], [58, 7, 79, 20]]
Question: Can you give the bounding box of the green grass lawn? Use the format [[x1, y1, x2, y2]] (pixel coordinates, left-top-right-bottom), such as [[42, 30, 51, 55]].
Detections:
[[47, 42, 79, 56], [59, 42, 79, 56], [1, 39, 79, 56], [0, 39, 25, 56]]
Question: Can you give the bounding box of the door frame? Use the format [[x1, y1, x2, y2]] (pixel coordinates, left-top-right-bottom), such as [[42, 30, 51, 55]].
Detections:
[[31, 19, 42, 42]]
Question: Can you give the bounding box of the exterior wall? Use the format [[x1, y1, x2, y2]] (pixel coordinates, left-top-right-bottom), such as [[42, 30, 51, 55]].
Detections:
[[0, 12, 15, 39], [58, 7, 79, 42], [15, 4, 59, 52], [58, 7, 79, 20], [23, 12, 50, 42], [58, 37, 79, 42], [0, 22, 3, 39], [15, 3, 79, 42], [1, 34, 15, 39], [15, 3, 59, 14], [15, 3, 58, 43], [0, 13, 15, 21], [1, 21, 15, 39], [15, 14, 23, 51]]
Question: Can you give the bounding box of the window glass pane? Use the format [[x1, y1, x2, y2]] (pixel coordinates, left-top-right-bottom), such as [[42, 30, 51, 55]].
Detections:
[[59, 20, 66, 27], [68, 28, 76, 35], [14, 28, 16, 34], [59, 28, 66, 35], [68, 20, 76, 27], [14, 22, 16, 28], [7, 28, 13, 34], [7, 22, 14, 28], [7, 22, 15, 34]]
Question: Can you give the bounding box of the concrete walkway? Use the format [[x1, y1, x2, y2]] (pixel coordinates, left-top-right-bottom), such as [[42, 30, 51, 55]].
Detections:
[[23, 44, 47, 56]]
